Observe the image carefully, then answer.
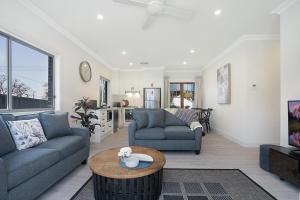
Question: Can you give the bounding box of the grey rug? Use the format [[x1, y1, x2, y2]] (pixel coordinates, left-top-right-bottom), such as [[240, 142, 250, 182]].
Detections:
[[71, 169, 276, 200]]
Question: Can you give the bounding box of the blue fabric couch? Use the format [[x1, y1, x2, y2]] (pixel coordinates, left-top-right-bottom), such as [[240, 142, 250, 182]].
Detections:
[[128, 109, 203, 154], [0, 113, 90, 200]]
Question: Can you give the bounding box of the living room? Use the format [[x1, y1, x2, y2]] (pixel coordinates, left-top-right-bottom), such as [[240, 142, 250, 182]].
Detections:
[[0, 0, 299, 200]]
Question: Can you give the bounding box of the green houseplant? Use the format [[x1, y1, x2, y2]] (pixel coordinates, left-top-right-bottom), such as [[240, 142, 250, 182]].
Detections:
[[71, 97, 99, 134]]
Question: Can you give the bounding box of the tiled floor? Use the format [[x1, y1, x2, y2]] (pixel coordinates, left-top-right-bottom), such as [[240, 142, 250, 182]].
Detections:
[[38, 128, 300, 200]]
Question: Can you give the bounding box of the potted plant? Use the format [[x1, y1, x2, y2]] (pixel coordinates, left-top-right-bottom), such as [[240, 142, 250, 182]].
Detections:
[[71, 97, 99, 135]]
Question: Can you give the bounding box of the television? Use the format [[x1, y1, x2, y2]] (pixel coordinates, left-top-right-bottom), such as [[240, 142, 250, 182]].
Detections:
[[288, 101, 300, 154]]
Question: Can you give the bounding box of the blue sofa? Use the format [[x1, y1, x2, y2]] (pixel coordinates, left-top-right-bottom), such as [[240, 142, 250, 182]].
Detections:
[[0, 112, 90, 200], [128, 109, 203, 154]]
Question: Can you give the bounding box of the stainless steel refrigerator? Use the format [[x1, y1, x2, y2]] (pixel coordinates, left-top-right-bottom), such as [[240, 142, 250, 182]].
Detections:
[[143, 88, 161, 109]]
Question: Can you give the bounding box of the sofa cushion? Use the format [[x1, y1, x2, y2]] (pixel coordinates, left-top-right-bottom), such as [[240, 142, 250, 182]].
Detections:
[[164, 111, 187, 126], [0, 114, 15, 121], [132, 110, 148, 130], [6, 118, 47, 150], [14, 111, 55, 121], [2, 148, 59, 190], [175, 109, 198, 125], [164, 126, 195, 140], [39, 112, 71, 139], [0, 116, 16, 156], [135, 128, 165, 140], [15, 114, 39, 121], [35, 136, 85, 159], [147, 110, 165, 128]]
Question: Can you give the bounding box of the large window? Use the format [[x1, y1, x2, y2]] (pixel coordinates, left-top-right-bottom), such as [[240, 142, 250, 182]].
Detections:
[[0, 35, 8, 109], [170, 82, 195, 109], [100, 77, 110, 107], [0, 33, 54, 111]]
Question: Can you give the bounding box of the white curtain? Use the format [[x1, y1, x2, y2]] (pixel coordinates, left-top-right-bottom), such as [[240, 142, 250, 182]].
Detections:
[[164, 77, 170, 108], [194, 76, 203, 108]]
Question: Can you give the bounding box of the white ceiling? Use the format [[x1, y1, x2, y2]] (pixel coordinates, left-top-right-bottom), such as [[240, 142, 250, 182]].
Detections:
[[29, 0, 283, 70]]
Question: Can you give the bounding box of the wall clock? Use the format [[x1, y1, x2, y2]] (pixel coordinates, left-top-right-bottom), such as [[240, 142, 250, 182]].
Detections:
[[79, 61, 92, 82]]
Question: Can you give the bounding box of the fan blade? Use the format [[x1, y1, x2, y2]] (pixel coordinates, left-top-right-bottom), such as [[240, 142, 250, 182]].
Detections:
[[142, 15, 157, 30], [162, 5, 194, 20], [113, 0, 148, 7]]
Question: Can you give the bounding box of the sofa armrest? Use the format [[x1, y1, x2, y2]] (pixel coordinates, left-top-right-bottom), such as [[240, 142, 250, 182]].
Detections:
[[128, 121, 137, 146], [0, 158, 8, 200], [70, 127, 90, 147], [194, 127, 203, 151]]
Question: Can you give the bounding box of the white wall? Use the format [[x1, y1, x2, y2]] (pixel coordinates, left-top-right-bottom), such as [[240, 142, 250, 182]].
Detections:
[[116, 70, 144, 107], [280, 1, 300, 147], [0, 0, 112, 115], [164, 71, 202, 82], [112, 68, 164, 107], [202, 39, 280, 147], [111, 68, 202, 108]]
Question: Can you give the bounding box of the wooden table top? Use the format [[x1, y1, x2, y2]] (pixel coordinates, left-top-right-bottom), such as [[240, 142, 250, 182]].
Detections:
[[89, 146, 166, 179]]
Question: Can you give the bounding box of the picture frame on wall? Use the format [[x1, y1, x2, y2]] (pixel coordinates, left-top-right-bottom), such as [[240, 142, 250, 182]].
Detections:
[[217, 63, 231, 104]]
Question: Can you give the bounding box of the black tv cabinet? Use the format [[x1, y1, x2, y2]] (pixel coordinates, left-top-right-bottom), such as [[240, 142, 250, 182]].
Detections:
[[269, 147, 300, 186]]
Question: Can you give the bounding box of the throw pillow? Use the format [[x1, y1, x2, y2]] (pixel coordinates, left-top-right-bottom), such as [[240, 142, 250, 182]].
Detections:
[[175, 109, 198, 126], [147, 110, 165, 128], [6, 118, 47, 150], [164, 110, 188, 126], [0, 115, 16, 156], [133, 110, 148, 129], [39, 112, 72, 139]]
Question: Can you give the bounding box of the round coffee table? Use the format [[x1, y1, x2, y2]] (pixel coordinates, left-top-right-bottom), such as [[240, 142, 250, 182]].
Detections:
[[89, 146, 166, 200]]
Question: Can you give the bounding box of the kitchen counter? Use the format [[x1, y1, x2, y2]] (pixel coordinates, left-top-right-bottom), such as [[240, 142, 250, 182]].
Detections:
[[97, 107, 137, 111]]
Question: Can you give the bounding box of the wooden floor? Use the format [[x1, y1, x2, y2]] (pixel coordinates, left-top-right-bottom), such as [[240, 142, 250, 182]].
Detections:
[[38, 128, 300, 200]]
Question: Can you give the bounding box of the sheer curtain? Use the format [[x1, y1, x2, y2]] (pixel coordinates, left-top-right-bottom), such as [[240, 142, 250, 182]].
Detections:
[[194, 76, 203, 108], [164, 76, 170, 108]]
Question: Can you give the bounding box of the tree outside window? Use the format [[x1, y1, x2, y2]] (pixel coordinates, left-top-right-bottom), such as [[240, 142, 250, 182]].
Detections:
[[0, 33, 54, 110]]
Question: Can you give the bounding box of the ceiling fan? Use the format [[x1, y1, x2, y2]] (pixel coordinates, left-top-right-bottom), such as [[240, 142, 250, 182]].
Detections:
[[113, 0, 194, 30]]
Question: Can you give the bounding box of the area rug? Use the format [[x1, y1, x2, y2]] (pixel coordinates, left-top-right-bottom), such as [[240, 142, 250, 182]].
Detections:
[[71, 169, 276, 200]]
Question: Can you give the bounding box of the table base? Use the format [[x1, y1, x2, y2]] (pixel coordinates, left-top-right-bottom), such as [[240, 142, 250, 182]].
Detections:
[[93, 169, 163, 200]]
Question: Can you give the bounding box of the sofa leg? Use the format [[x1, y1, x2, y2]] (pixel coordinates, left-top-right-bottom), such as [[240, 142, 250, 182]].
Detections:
[[195, 150, 200, 155], [81, 160, 87, 165]]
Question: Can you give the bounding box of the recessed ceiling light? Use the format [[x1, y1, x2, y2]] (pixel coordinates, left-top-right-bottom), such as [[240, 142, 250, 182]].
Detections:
[[129, 62, 134, 66], [190, 49, 195, 54], [121, 51, 127, 55], [214, 9, 222, 16], [97, 14, 104, 20], [183, 61, 187, 65]]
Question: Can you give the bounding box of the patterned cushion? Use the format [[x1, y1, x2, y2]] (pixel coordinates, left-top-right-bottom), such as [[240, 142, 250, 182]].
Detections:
[[6, 118, 47, 150], [175, 109, 198, 125]]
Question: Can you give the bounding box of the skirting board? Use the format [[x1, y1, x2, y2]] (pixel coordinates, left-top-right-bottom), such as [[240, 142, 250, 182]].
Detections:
[[211, 127, 279, 148]]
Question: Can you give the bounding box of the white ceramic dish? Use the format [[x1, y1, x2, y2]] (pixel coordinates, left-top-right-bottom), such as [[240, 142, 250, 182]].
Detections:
[[123, 157, 139, 168], [131, 153, 153, 162]]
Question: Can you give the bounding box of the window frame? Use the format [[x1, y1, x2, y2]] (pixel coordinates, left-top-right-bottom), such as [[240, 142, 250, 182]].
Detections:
[[99, 76, 110, 107], [0, 31, 55, 112], [170, 82, 195, 108]]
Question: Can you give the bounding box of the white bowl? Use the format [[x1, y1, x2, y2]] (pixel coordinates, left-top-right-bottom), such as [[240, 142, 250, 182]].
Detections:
[[124, 157, 139, 168]]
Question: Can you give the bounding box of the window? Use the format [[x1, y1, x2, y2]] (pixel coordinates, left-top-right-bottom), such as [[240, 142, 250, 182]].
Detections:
[[100, 77, 110, 107], [170, 82, 195, 109], [0, 36, 8, 109], [0, 32, 54, 111]]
